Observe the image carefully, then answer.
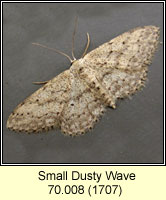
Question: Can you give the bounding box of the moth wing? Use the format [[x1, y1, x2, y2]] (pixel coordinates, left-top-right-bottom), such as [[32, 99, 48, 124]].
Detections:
[[83, 26, 160, 104], [60, 73, 105, 136], [7, 69, 105, 135], [7, 70, 71, 133]]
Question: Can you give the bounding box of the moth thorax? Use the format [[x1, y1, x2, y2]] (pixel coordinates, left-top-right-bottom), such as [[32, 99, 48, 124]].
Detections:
[[70, 59, 84, 73]]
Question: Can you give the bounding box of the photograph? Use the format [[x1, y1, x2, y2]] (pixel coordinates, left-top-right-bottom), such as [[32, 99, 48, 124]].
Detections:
[[3, 2, 164, 164]]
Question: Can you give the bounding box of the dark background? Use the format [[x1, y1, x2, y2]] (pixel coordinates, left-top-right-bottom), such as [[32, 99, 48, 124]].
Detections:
[[3, 2, 163, 164]]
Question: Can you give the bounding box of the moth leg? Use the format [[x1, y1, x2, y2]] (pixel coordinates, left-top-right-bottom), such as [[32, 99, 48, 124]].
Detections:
[[32, 81, 49, 85]]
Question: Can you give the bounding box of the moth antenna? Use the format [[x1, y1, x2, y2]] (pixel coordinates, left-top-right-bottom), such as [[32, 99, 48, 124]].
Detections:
[[32, 43, 73, 63], [81, 32, 90, 58], [72, 16, 78, 61]]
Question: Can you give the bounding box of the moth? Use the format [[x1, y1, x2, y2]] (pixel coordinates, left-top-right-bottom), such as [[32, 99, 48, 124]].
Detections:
[[6, 22, 160, 136]]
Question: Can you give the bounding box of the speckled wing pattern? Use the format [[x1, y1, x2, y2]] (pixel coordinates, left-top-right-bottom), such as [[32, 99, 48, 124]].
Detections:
[[60, 72, 105, 135], [82, 26, 160, 107], [7, 70, 71, 133], [7, 26, 160, 136]]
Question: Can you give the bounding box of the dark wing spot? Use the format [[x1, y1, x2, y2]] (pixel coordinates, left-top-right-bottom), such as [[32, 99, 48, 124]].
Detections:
[[79, 67, 83, 72]]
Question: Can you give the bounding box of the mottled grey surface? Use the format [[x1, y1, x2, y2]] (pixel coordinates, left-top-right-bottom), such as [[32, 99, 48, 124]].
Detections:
[[3, 3, 163, 164]]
